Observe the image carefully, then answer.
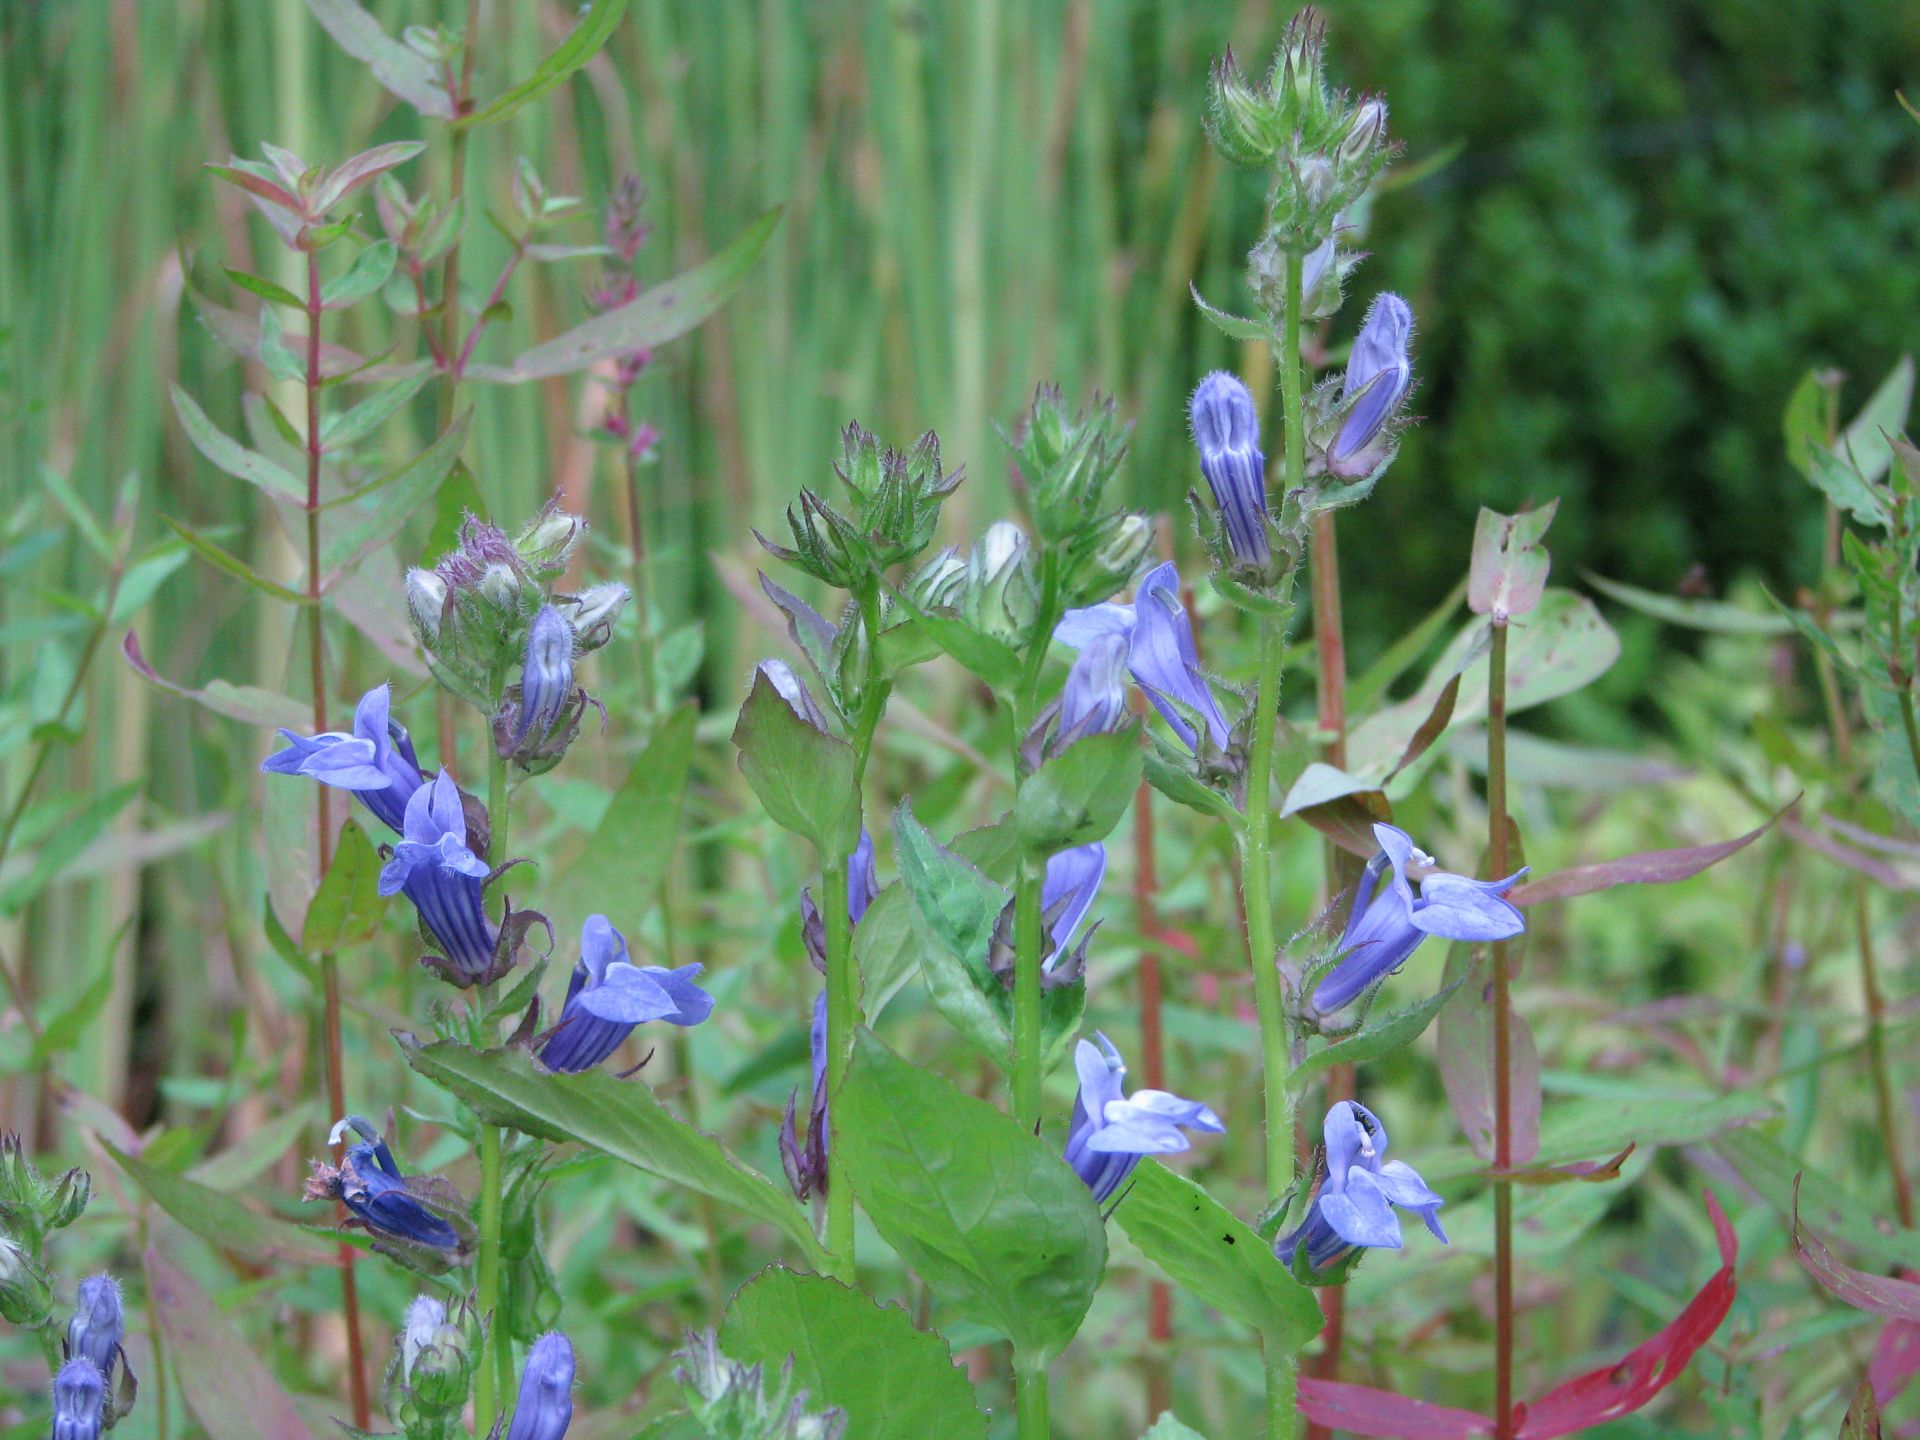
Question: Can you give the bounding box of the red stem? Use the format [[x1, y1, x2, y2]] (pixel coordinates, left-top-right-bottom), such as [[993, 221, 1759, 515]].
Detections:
[[306, 244, 370, 1430], [453, 248, 523, 380]]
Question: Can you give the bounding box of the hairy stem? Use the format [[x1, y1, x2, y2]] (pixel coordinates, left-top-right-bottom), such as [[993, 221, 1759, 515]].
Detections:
[[1016, 1357, 1052, 1440], [306, 243, 371, 1433], [1266, 1344, 1299, 1440], [1488, 620, 1515, 1440], [822, 853, 856, 1276], [1012, 856, 1046, 1129], [1241, 623, 1292, 1204], [473, 1120, 506, 1431]]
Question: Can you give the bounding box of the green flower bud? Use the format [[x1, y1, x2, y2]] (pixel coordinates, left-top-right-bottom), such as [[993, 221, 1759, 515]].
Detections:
[[965, 522, 1037, 643], [0, 1235, 52, 1327], [514, 507, 586, 576], [1062, 512, 1154, 610], [405, 568, 447, 647], [45, 1169, 90, 1233]]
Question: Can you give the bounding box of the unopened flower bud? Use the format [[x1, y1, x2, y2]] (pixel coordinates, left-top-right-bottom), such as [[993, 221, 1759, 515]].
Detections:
[[0, 1236, 52, 1327], [569, 583, 629, 651], [516, 508, 585, 572], [1332, 293, 1414, 465], [1191, 372, 1270, 573], [52, 1357, 106, 1440], [479, 563, 520, 610], [400, 1295, 447, 1380], [515, 607, 576, 746], [966, 521, 1036, 642], [46, 1168, 90, 1231], [1340, 99, 1387, 165], [400, 1296, 472, 1412], [405, 569, 448, 646], [66, 1275, 124, 1379], [1062, 512, 1153, 610], [908, 547, 968, 611], [505, 1331, 574, 1440]]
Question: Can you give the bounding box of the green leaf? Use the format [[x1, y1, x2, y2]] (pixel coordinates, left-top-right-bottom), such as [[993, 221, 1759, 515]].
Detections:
[[145, 1246, 320, 1440], [1715, 1129, 1920, 1274], [836, 1030, 1106, 1365], [171, 384, 305, 503], [1866, 683, 1920, 831], [398, 1038, 828, 1269], [1841, 353, 1915, 488], [304, 0, 456, 118], [1189, 282, 1271, 342], [114, 1146, 338, 1267], [0, 781, 140, 916], [1782, 369, 1828, 479], [1583, 570, 1796, 637], [318, 409, 472, 573], [718, 1268, 989, 1440], [225, 266, 305, 310], [1114, 1162, 1321, 1349], [1285, 982, 1459, 1099], [163, 515, 315, 606], [1348, 577, 1466, 713], [554, 705, 696, 935], [320, 367, 432, 451], [30, 920, 130, 1065], [732, 669, 861, 857], [1466, 500, 1556, 620], [477, 208, 782, 382], [1013, 730, 1141, 854], [301, 818, 388, 952], [459, 0, 630, 129], [1806, 445, 1891, 528], [911, 612, 1025, 694], [258, 306, 306, 383], [122, 630, 309, 730], [38, 466, 115, 561], [890, 802, 1012, 1063], [1142, 747, 1242, 828], [321, 239, 398, 309]]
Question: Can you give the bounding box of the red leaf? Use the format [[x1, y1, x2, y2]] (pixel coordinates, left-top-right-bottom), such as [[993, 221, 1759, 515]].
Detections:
[[1488, 1144, 1635, 1187], [1792, 1176, 1920, 1322], [1508, 802, 1793, 906], [1297, 1381, 1491, 1438], [1871, 1320, 1920, 1407], [1513, 1189, 1738, 1437]]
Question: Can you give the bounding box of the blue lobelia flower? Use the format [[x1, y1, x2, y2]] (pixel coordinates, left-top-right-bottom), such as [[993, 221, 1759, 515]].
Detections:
[[515, 605, 577, 745], [65, 1274, 123, 1384], [1062, 1033, 1223, 1205], [780, 990, 832, 1202], [1310, 822, 1526, 1015], [308, 1116, 470, 1259], [1190, 370, 1270, 572], [1055, 562, 1231, 754], [1276, 1101, 1446, 1270], [1043, 843, 1106, 966], [262, 683, 425, 835], [378, 769, 499, 988], [539, 915, 713, 1074], [1057, 632, 1131, 745], [506, 1331, 575, 1440], [1330, 293, 1414, 466], [52, 1356, 106, 1440]]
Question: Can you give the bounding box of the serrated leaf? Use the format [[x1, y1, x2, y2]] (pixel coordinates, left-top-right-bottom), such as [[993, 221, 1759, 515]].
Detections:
[[836, 1030, 1106, 1365], [171, 385, 305, 503], [304, 0, 455, 118], [719, 1268, 989, 1440], [731, 669, 861, 857], [891, 802, 1012, 1063], [476, 208, 782, 382], [1189, 282, 1270, 341], [458, 0, 630, 129], [1114, 1162, 1321, 1349], [1142, 747, 1242, 827], [302, 818, 387, 952], [1013, 730, 1141, 853]]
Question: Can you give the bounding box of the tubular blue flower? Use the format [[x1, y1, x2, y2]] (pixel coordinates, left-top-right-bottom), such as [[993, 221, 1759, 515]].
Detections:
[[52, 1357, 106, 1440], [1058, 632, 1130, 743], [1331, 293, 1414, 463], [309, 1116, 466, 1254], [1276, 1101, 1446, 1270], [65, 1274, 123, 1382], [378, 770, 497, 987], [1310, 822, 1526, 1014], [1043, 844, 1106, 966], [1190, 371, 1270, 571], [1055, 562, 1231, 753], [262, 683, 424, 835], [780, 990, 831, 1201], [515, 605, 577, 745], [1062, 1034, 1223, 1205], [506, 1331, 575, 1440], [539, 915, 713, 1074]]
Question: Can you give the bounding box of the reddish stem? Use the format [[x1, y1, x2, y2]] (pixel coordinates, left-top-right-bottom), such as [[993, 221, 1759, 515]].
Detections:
[[453, 248, 523, 380], [306, 245, 370, 1430], [1488, 620, 1515, 1439]]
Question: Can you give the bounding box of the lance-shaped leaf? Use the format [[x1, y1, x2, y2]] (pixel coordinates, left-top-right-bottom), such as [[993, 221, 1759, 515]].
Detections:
[[1189, 282, 1271, 341], [400, 1037, 828, 1268], [313, 144, 425, 216], [171, 385, 305, 503], [191, 293, 368, 378], [1286, 982, 1459, 1099], [305, 0, 456, 118], [1486, 1144, 1635, 1188], [122, 631, 307, 729], [302, 818, 387, 953], [163, 516, 314, 606], [1507, 800, 1792, 906], [459, 0, 629, 129], [1583, 571, 1799, 637], [319, 409, 473, 574], [732, 667, 861, 858], [1280, 762, 1391, 860], [1467, 501, 1556, 621], [320, 238, 399, 309], [835, 1029, 1106, 1367], [718, 1267, 989, 1440], [1294, 1383, 1492, 1439], [554, 705, 696, 936], [1013, 729, 1141, 854], [1873, 1321, 1920, 1410], [111, 1145, 336, 1268], [145, 1247, 318, 1440], [473, 208, 782, 382], [1792, 1176, 1920, 1322], [1436, 948, 1540, 1165], [1114, 1162, 1321, 1350]]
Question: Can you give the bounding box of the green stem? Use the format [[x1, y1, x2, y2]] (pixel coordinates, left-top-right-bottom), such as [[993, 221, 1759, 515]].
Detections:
[[1015, 1357, 1051, 1440], [1240, 624, 1292, 1201], [1012, 856, 1045, 1128], [1487, 621, 1515, 1440], [1900, 689, 1920, 800], [487, 745, 510, 873], [822, 853, 856, 1276], [1265, 1343, 1299, 1440], [473, 1121, 506, 1433]]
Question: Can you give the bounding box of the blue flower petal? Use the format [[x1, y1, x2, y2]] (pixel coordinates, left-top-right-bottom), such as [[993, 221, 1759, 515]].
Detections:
[[1318, 1169, 1404, 1251]]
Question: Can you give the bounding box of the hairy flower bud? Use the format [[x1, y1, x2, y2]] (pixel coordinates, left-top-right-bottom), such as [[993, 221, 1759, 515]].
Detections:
[[1340, 98, 1387, 165], [405, 568, 448, 646], [479, 563, 521, 610], [515, 507, 586, 575], [515, 606, 576, 746], [965, 522, 1037, 643], [0, 1235, 52, 1327], [505, 1332, 575, 1440], [1330, 293, 1415, 471], [907, 546, 968, 611], [52, 1357, 106, 1440], [399, 1295, 472, 1412], [1191, 372, 1270, 574], [569, 583, 629, 651], [66, 1275, 124, 1380], [1061, 512, 1153, 611]]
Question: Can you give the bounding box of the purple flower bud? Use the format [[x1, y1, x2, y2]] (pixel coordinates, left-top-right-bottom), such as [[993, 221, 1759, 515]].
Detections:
[[262, 683, 425, 836], [506, 1332, 575, 1440], [539, 916, 713, 1074], [1190, 371, 1270, 571], [1276, 1101, 1445, 1270], [65, 1275, 123, 1381], [1332, 294, 1414, 463], [1059, 633, 1130, 743], [1063, 1034, 1222, 1204], [52, 1357, 106, 1440], [515, 606, 577, 745]]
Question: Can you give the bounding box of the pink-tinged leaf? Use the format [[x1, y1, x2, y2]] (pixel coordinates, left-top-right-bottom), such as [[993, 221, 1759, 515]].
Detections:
[[1436, 958, 1541, 1164], [458, 0, 630, 130], [1281, 762, 1392, 859], [145, 1247, 318, 1440], [1385, 673, 1461, 782], [1296, 1381, 1491, 1438], [204, 162, 301, 211], [191, 294, 366, 379], [1508, 800, 1794, 906], [1792, 1177, 1920, 1322], [122, 631, 309, 729], [1782, 814, 1916, 891], [1468, 501, 1558, 621], [1840, 1374, 1881, 1440], [305, 0, 456, 118], [1512, 1190, 1738, 1438], [1871, 1319, 1920, 1407], [1489, 1144, 1635, 1187], [313, 141, 426, 215]]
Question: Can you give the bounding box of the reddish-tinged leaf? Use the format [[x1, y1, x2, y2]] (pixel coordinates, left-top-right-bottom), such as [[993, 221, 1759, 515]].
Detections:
[[1871, 1320, 1920, 1407], [1281, 761, 1391, 859], [1385, 673, 1460, 782], [313, 141, 426, 214], [122, 631, 308, 730], [1792, 1177, 1920, 1322], [204, 162, 301, 211], [1468, 501, 1557, 620], [305, 0, 456, 118], [1782, 814, 1915, 891], [1296, 1382, 1491, 1438], [1489, 1144, 1635, 1187], [1842, 1374, 1882, 1440], [145, 1247, 317, 1440], [1508, 801, 1793, 906], [1512, 1189, 1738, 1438], [1436, 957, 1541, 1164]]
